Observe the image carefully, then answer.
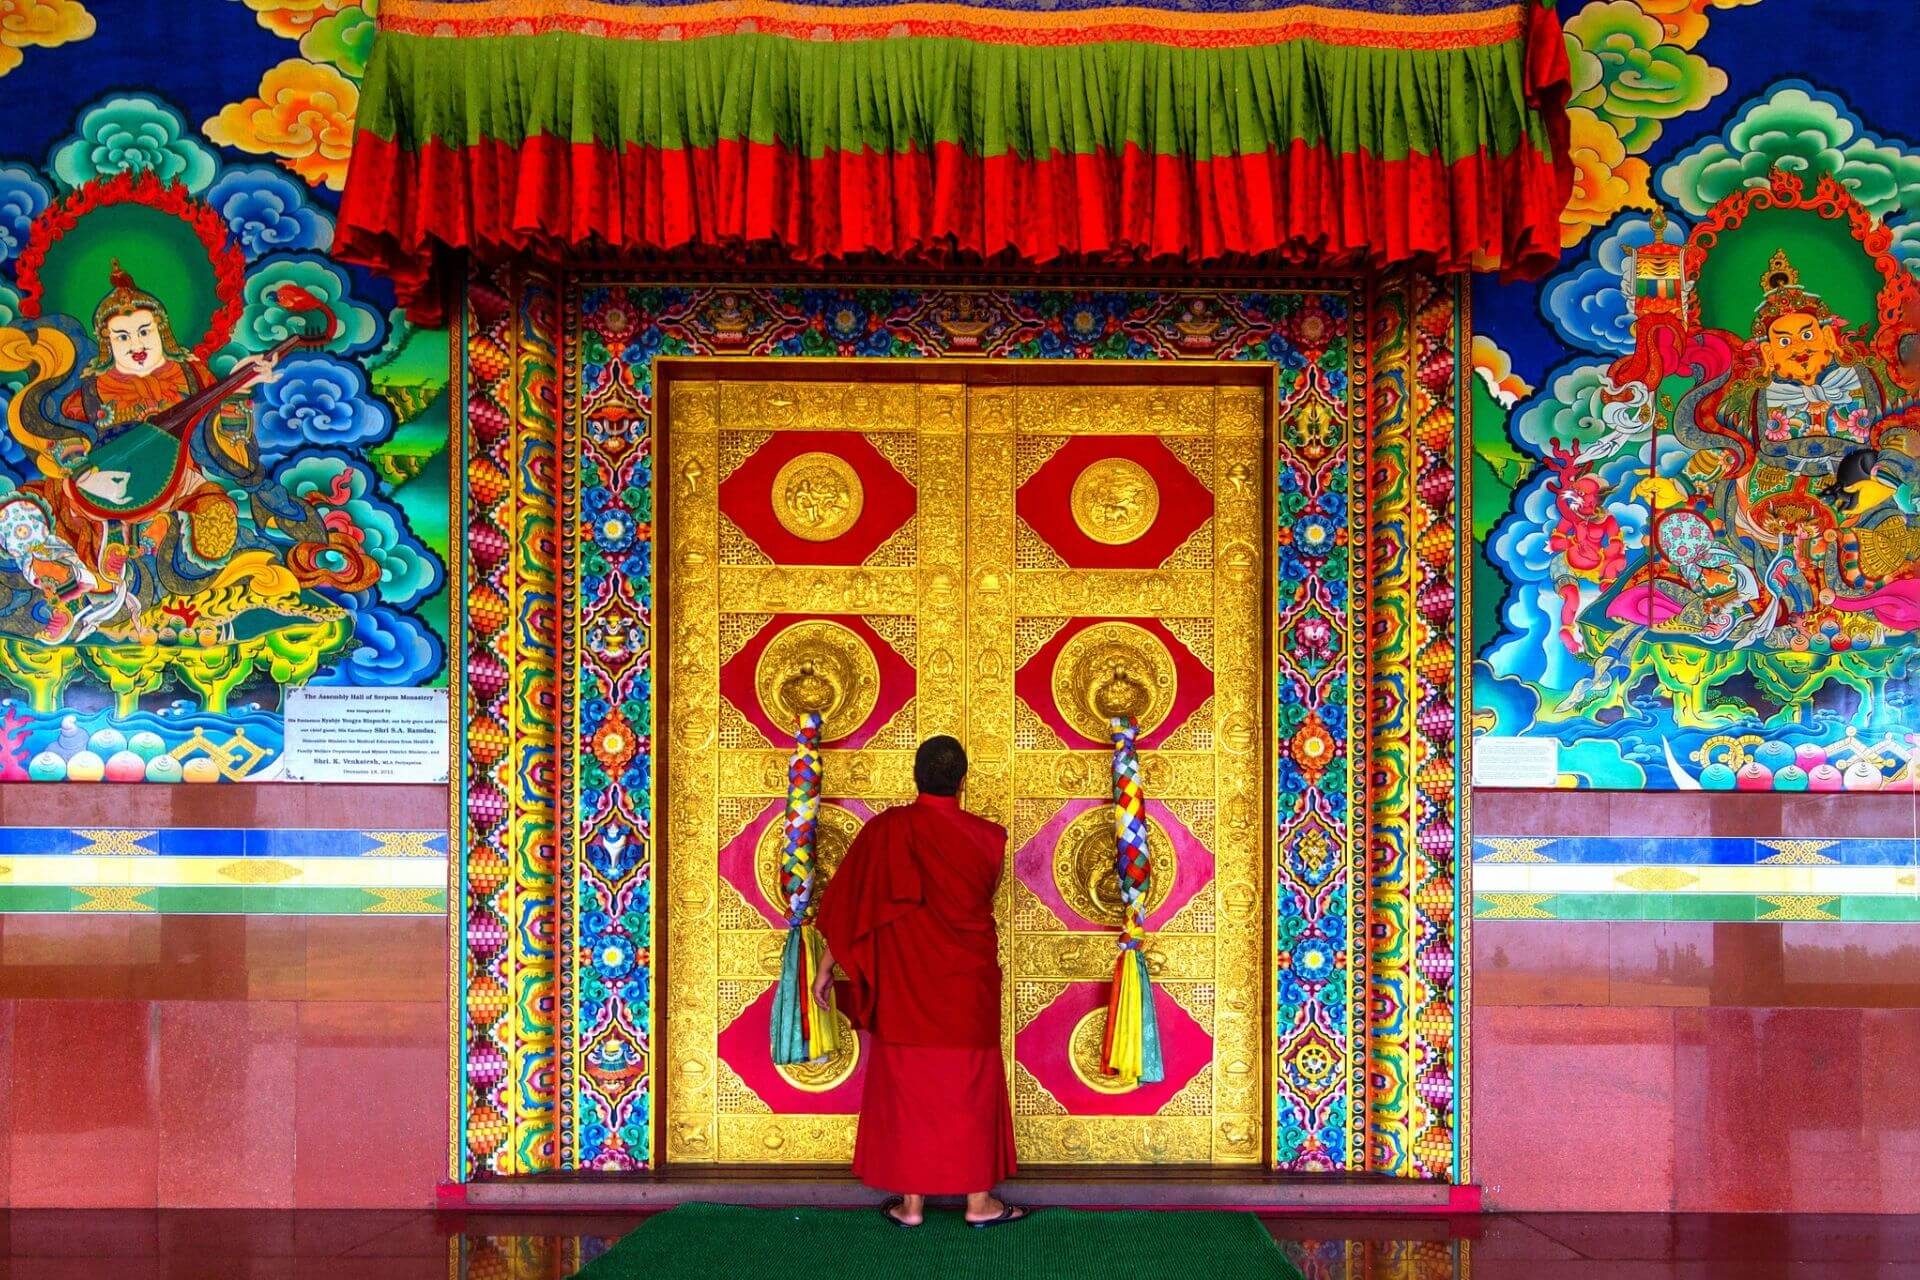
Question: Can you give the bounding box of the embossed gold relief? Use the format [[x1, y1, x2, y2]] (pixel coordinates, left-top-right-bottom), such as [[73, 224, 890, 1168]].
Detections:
[[772, 451, 865, 541], [1010, 931, 1215, 982], [719, 1115, 861, 1164], [718, 749, 917, 797], [667, 369, 1266, 1169], [775, 1011, 862, 1093], [718, 566, 921, 616], [1068, 1008, 1138, 1094], [1051, 621, 1178, 742], [1016, 570, 1215, 618], [720, 380, 919, 435], [753, 620, 882, 743], [1053, 807, 1175, 926], [1012, 385, 1215, 436], [1070, 457, 1161, 545], [1012, 750, 1218, 799]]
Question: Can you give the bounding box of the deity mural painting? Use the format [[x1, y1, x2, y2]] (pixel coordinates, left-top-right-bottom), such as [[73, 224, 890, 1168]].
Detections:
[[0, 95, 449, 782], [3, 263, 374, 648], [1477, 81, 1920, 791]]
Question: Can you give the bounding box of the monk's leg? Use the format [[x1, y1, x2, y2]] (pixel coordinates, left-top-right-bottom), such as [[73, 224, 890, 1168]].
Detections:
[[888, 1194, 925, 1226]]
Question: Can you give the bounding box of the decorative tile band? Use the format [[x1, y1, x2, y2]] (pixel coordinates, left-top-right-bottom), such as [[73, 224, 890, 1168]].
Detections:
[[0, 828, 448, 915], [1473, 836, 1919, 922]]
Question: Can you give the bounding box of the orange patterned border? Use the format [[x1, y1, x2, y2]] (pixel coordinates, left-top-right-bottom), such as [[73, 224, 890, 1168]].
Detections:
[[382, 0, 1532, 50]]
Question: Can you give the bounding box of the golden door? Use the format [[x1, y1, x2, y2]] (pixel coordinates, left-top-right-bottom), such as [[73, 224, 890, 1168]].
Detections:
[[660, 366, 1266, 1167]]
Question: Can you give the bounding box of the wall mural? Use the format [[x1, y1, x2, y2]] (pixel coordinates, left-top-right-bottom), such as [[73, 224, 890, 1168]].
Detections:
[[1473, 0, 1920, 791], [0, 2, 448, 782]]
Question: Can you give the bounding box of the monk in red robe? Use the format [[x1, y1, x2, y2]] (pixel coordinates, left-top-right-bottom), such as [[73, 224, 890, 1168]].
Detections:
[[812, 735, 1026, 1228]]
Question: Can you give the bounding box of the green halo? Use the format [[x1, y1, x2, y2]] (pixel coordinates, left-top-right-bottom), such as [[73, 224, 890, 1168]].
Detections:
[[34, 203, 224, 350], [1692, 205, 1887, 337]]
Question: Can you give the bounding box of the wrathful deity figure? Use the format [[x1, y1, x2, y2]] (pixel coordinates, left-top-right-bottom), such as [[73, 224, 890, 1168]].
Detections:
[[1585, 248, 1920, 667], [0, 263, 379, 645], [1732, 250, 1885, 471]]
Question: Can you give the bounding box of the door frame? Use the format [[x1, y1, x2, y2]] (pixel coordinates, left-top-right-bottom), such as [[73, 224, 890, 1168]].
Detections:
[[446, 264, 1472, 1185]]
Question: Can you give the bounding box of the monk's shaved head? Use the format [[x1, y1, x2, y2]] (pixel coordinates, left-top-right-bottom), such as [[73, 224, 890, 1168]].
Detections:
[[914, 735, 968, 796]]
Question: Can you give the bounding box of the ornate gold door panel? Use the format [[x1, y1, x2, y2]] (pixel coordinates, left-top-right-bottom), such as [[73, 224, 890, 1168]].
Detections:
[[663, 366, 1266, 1167], [969, 381, 1266, 1166], [662, 373, 967, 1164]]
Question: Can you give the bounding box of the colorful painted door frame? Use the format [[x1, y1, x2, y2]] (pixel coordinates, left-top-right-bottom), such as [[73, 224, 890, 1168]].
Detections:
[[446, 263, 1472, 1186]]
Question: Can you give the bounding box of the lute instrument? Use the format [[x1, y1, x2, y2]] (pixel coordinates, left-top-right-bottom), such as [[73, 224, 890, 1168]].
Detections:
[[68, 285, 337, 521]]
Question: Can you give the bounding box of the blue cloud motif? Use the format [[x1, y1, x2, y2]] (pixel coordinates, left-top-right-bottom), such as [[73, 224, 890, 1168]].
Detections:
[[204, 166, 333, 261], [251, 354, 393, 461], [1893, 223, 1920, 276], [49, 95, 218, 193], [232, 254, 384, 357], [1541, 213, 1688, 357], [0, 166, 50, 268], [277, 454, 444, 609], [309, 605, 444, 689]]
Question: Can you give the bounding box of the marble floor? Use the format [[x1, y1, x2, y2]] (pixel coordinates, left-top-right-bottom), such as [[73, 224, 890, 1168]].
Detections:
[[0, 1210, 1917, 1278]]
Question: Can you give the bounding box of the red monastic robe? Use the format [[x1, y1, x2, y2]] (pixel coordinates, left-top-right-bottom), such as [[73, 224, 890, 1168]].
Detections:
[[814, 792, 1017, 1194]]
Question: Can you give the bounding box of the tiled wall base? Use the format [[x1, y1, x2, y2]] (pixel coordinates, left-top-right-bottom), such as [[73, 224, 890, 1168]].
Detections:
[[1471, 789, 1920, 1212], [0, 913, 448, 1207], [0, 785, 450, 1206]]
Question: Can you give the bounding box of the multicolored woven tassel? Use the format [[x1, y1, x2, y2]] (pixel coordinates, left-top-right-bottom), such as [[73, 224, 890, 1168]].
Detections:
[[770, 712, 843, 1066], [1100, 715, 1164, 1087]]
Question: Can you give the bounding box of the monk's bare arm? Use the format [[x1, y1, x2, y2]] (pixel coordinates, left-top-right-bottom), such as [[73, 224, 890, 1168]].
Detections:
[[811, 942, 836, 1009]]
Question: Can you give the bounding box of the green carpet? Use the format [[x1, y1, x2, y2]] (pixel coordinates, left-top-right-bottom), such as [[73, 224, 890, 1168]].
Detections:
[[572, 1202, 1301, 1280]]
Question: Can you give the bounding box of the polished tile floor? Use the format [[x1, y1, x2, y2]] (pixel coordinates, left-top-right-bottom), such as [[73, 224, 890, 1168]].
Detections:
[[0, 1210, 1917, 1278]]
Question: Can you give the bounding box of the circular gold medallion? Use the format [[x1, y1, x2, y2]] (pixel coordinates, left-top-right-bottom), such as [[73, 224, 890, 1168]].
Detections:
[[753, 619, 882, 742], [755, 802, 862, 917], [1066, 1007, 1136, 1094], [1052, 806, 1175, 927], [1051, 621, 1178, 743], [774, 1010, 862, 1093], [772, 451, 865, 542], [1070, 458, 1160, 546]]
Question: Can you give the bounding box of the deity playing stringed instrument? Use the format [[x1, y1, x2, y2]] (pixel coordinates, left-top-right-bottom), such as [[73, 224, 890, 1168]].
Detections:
[[0, 262, 379, 644]]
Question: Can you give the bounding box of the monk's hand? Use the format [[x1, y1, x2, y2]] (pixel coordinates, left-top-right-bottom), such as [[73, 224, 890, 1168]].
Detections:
[[810, 967, 834, 1011]]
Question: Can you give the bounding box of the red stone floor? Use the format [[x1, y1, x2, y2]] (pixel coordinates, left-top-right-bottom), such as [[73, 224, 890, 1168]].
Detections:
[[1, 1210, 1918, 1278]]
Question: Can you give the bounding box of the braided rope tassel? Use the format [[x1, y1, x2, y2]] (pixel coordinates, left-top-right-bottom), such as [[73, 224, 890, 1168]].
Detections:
[[770, 712, 842, 1066], [1100, 715, 1164, 1086]]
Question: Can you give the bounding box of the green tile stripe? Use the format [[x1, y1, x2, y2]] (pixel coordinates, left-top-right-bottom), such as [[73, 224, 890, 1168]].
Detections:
[[0, 885, 446, 916], [1475, 892, 1920, 923]]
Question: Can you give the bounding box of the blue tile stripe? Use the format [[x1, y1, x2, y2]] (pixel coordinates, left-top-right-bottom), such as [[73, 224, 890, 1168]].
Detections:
[[1473, 835, 1917, 867]]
